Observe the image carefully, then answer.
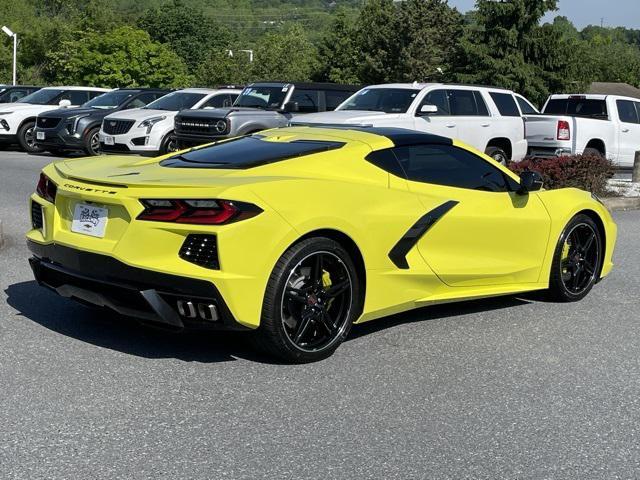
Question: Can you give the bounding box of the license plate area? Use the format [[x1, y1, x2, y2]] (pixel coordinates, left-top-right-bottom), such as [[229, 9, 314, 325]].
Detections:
[[36, 131, 45, 140], [71, 203, 109, 238], [103, 136, 114, 145]]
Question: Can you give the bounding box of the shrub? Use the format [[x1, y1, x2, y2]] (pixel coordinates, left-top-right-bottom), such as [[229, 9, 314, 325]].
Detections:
[[508, 154, 615, 196]]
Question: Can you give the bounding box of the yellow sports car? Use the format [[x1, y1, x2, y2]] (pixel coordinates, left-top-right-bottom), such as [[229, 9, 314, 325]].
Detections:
[[27, 126, 617, 362]]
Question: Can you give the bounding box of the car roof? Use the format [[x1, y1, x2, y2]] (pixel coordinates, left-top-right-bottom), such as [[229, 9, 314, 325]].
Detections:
[[363, 83, 514, 93], [248, 82, 361, 91], [261, 126, 453, 150], [176, 88, 231, 94], [41, 86, 110, 91]]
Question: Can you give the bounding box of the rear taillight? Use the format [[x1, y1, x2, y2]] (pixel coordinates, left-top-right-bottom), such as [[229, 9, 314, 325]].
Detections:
[[137, 199, 262, 225], [36, 173, 57, 203], [557, 120, 570, 141]]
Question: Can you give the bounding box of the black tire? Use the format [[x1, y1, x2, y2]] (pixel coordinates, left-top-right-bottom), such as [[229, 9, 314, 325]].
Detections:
[[83, 127, 101, 156], [548, 214, 602, 302], [485, 146, 508, 164], [17, 121, 43, 153], [583, 147, 603, 158], [254, 237, 361, 363], [159, 132, 178, 155]]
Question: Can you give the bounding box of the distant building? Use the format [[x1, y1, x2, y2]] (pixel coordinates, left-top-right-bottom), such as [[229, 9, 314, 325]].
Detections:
[[588, 82, 640, 99]]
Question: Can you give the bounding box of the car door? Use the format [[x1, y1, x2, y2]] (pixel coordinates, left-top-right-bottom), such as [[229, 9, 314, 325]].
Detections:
[[616, 99, 640, 166], [390, 143, 551, 287], [414, 89, 459, 140], [448, 88, 493, 151]]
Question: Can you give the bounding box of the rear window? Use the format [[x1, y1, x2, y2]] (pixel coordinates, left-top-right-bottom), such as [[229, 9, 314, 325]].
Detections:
[[544, 98, 608, 118], [489, 92, 520, 117], [161, 136, 345, 169]]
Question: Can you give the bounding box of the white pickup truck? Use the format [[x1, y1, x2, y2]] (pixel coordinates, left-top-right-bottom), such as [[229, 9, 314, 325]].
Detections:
[[526, 94, 640, 167], [292, 83, 539, 163]]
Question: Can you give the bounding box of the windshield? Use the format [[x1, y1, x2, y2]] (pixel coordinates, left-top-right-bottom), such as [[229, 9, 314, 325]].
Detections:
[[20, 89, 64, 105], [338, 88, 420, 113], [161, 136, 344, 169], [234, 85, 290, 110], [544, 98, 608, 118], [84, 90, 134, 110], [144, 92, 206, 111]]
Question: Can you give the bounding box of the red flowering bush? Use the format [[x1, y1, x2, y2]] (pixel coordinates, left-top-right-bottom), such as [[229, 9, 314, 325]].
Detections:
[[508, 154, 615, 196]]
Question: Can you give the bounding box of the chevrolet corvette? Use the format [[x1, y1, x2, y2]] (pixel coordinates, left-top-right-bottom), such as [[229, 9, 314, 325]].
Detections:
[[27, 126, 617, 362]]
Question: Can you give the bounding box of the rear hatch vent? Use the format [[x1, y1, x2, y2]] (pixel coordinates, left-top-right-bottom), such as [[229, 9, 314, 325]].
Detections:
[[179, 234, 220, 270]]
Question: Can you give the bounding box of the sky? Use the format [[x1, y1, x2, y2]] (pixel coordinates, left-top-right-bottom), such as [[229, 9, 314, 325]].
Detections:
[[447, 0, 640, 29]]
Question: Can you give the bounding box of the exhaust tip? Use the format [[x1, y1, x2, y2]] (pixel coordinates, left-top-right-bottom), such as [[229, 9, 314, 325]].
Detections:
[[176, 299, 219, 322]]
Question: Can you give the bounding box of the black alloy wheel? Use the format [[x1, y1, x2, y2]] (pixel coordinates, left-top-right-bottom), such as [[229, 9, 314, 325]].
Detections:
[[255, 237, 361, 363], [549, 214, 602, 301]]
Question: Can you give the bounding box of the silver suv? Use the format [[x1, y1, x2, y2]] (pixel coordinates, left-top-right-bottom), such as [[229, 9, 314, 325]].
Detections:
[[173, 82, 359, 149]]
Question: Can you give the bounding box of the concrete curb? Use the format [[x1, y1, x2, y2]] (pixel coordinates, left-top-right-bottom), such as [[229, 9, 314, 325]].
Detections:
[[602, 197, 640, 212]]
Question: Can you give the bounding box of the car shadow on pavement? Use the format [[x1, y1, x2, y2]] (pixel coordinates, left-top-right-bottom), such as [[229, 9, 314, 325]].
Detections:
[[6, 280, 533, 363], [5, 281, 274, 364], [349, 295, 532, 340]]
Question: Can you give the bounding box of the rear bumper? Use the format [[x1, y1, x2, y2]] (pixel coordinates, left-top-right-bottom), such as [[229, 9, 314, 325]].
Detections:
[[27, 240, 250, 331]]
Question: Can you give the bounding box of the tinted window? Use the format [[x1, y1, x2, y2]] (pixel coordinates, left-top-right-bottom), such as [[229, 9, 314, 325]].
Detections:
[[339, 88, 420, 113], [290, 89, 321, 113], [0, 88, 30, 103], [21, 89, 64, 105], [59, 90, 89, 105], [421, 90, 450, 115], [366, 149, 405, 178], [449, 89, 487, 116], [325, 90, 352, 111], [88, 91, 104, 100], [391, 144, 511, 192], [544, 98, 608, 118], [489, 92, 520, 117], [161, 136, 345, 169], [516, 96, 538, 114], [202, 94, 236, 109], [617, 100, 639, 124], [84, 90, 134, 109], [474, 91, 490, 116], [234, 85, 289, 110], [126, 92, 161, 109], [144, 92, 207, 111]]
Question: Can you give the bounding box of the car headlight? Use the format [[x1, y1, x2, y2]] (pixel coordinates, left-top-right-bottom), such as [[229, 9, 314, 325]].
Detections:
[[66, 114, 90, 135], [138, 116, 166, 134]]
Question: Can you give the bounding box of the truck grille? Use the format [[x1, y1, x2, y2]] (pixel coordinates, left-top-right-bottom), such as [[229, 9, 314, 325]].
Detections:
[[175, 117, 226, 135], [103, 119, 135, 135], [36, 117, 61, 129], [179, 234, 220, 270]]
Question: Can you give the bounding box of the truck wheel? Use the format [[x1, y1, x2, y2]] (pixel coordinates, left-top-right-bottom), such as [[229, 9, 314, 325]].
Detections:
[[17, 121, 43, 153], [83, 127, 101, 156], [160, 133, 178, 155], [583, 148, 603, 158], [485, 146, 508, 165]]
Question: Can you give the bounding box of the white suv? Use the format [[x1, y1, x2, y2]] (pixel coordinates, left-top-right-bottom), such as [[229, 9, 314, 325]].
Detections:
[[293, 83, 539, 163], [0, 86, 110, 152], [99, 88, 241, 155]]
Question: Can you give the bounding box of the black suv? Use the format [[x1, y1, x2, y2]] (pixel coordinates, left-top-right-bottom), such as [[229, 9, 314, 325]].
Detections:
[[174, 82, 360, 149], [34, 88, 168, 155], [0, 85, 41, 103]]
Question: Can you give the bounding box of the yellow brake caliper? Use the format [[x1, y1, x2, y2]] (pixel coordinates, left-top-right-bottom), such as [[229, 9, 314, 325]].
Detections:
[[561, 240, 571, 274]]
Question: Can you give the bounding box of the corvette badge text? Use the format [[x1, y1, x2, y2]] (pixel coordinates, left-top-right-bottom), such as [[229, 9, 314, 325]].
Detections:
[[64, 183, 118, 195]]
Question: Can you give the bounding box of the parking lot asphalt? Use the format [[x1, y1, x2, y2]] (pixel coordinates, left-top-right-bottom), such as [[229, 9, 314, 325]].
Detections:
[[1, 150, 640, 479]]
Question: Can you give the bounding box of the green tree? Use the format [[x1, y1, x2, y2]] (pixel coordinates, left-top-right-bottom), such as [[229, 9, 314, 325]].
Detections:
[[47, 26, 192, 88], [395, 0, 463, 82], [138, 0, 233, 68], [455, 0, 561, 103], [251, 24, 318, 82], [195, 48, 255, 87], [353, 0, 400, 83], [315, 10, 360, 84]]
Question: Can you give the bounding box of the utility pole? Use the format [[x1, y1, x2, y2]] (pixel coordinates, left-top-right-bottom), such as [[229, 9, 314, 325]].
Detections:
[[1, 26, 17, 85]]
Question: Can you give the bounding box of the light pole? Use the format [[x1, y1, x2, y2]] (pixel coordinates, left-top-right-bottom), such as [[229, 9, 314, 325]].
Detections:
[[1, 26, 17, 86]]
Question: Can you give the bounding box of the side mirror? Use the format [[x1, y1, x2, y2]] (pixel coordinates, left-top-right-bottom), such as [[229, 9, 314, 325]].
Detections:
[[58, 99, 72, 108], [518, 171, 544, 195], [282, 101, 299, 113], [417, 104, 438, 116]]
